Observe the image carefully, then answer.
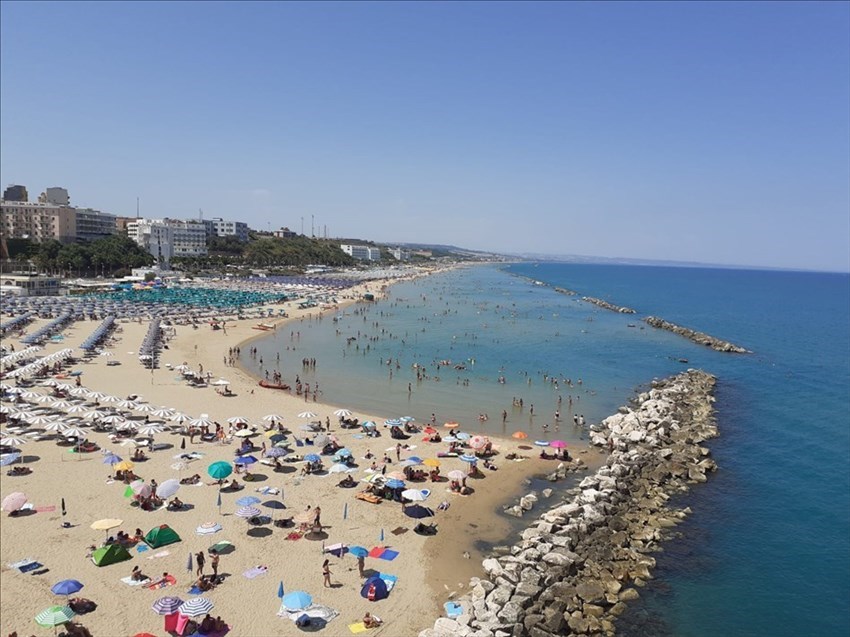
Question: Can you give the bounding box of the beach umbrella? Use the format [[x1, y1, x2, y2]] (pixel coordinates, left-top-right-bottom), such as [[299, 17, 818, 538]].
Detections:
[[227, 416, 248, 424], [264, 447, 288, 458], [423, 458, 441, 467], [313, 433, 330, 448], [235, 505, 261, 518], [262, 414, 282, 423], [35, 605, 75, 630], [385, 479, 405, 489], [99, 394, 120, 404], [151, 596, 184, 615], [196, 521, 222, 535], [211, 379, 230, 387], [404, 504, 435, 519], [361, 421, 376, 429], [469, 436, 489, 450], [2, 491, 28, 512], [361, 474, 384, 484], [1, 435, 28, 447], [51, 579, 84, 597], [186, 551, 193, 574], [114, 459, 135, 472], [533, 440, 549, 447], [333, 409, 352, 417], [115, 399, 138, 410], [459, 454, 478, 463], [156, 479, 181, 499], [281, 591, 312, 611], [64, 404, 89, 414], [0, 452, 22, 466], [90, 518, 122, 540], [130, 480, 151, 498], [137, 424, 166, 437], [170, 413, 191, 424], [343, 502, 348, 520], [400, 416, 415, 423], [385, 418, 402, 426], [297, 411, 317, 419], [121, 439, 143, 448], [455, 432, 471, 441], [216, 491, 222, 513], [61, 497, 66, 519], [208, 461, 232, 480], [236, 495, 261, 506], [62, 427, 88, 439], [334, 448, 353, 458], [68, 387, 90, 397], [447, 470, 465, 481], [233, 455, 257, 466], [82, 410, 107, 421], [25, 414, 56, 426], [511, 431, 528, 440], [49, 400, 73, 410], [550, 440, 567, 449], [379, 528, 384, 542], [133, 403, 157, 413], [328, 463, 351, 474], [151, 408, 176, 419], [386, 471, 406, 481], [101, 414, 127, 425], [277, 581, 284, 599], [189, 416, 215, 429], [401, 489, 428, 502], [304, 453, 321, 463], [400, 459, 422, 468], [233, 429, 256, 438], [349, 546, 368, 558]]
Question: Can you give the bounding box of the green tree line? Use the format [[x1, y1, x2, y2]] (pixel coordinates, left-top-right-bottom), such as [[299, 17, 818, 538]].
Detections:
[[6, 236, 154, 276]]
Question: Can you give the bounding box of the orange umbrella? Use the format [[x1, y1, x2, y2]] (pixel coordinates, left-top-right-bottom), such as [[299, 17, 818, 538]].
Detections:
[[443, 422, 459, 429], [512, 431, 528, 439]]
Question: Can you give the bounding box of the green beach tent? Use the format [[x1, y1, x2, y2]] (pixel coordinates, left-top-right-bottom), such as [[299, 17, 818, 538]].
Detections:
[[144, 524, 181, 548], [91, 543, 132, 567]]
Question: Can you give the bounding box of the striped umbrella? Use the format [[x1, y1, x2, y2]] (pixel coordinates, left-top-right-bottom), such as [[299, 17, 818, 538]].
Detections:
[[179, 596, 214, 617], [35, 605, 75, 628], [151, 596, 184, 615], [236, 495, 261, 506], [235, 505, 261, 518], [459, 454, 478, 463], [1, 436, 28, 447], [151, 408, 176, 419]]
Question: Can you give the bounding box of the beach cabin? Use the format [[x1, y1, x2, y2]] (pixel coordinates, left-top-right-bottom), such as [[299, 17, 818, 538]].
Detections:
[[144, 524, 181, 548], [91, 543, 132, 567]]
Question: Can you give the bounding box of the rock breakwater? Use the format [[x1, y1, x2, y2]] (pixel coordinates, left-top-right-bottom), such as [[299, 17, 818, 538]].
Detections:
[[419, 369, 718, 637], [581, 297, 637, 314], [644, 316, 750, 353]]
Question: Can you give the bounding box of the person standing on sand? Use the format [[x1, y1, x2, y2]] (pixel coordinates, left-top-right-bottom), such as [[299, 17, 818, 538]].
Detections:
[[357, 554, 365, 577], [322, 559, 332, 587], [195, 551, 205, 577], [209, 550, 219, 582]]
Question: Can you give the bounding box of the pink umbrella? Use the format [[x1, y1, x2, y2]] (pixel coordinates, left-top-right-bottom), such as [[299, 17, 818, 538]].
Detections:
[[550, 440, 567, 449], [469, 436, 489, 450], [130, 480, 152, 498], [1, 491, 28, 513]]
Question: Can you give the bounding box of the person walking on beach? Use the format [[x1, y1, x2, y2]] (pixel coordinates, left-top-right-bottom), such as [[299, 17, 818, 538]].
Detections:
[[357, 554, 365, 577], [322, 558, 332, 587], [195, 551, 205, 578], [209, 550, 220, 582]]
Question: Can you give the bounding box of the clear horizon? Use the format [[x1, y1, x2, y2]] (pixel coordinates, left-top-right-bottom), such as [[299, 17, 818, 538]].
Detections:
[[1, 1, 848, 272]]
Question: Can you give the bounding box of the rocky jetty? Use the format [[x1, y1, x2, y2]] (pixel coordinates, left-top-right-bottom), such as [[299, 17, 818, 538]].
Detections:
[[554, 287, 578, 296], [581, 297, 636, 314], [644, 316, 749, 353], [419, 369, 718, 637]]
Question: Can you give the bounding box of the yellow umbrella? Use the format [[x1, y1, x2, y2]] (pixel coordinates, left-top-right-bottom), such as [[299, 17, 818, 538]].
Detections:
[[114, 460, 135, 472], [90, 518, 123, 530], [423, 458, 441, 467]]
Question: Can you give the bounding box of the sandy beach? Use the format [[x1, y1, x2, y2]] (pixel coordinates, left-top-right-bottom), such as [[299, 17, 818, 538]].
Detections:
[[1, 278, 603, 637]]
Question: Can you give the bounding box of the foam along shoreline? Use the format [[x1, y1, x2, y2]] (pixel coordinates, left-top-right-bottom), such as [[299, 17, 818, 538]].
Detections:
[[420, 369, 718, 637]]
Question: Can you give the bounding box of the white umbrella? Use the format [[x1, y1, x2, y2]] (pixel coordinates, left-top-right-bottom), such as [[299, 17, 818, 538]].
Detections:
[[62, 427, 87, 439], [211, 379, 230, 386], [98, 395, 120, 404], [333, 409, 352, 417], [19, 391, 43, 400], [65, 404, 89, 414], [262, 414, 282, 422], [174, 364, 191, 373], [327, 463, 351, 474], [68, 387, 90, 396], [151, 408, 176, 419], [297, 411, 317, 419], [120, 439, 143, 448], [137, 424, 166, 436], [50, 400, 73, 410], [226, 416, 248, 424], [401, 488, 429, 502], [26, 414, 56, 426], [32, 394, 56, 404], [156, 479, 181, 499], [233, 429, 255, 438], [86, 391, 107, 401], [189, 416, 215, 428], [43, 421, 69, 432], [100, 414, 126, 425], [196, 521, 222, 535], [170, 413, 191, 424], [0, 436, 28, 446], [82, 410, 107, 421], [115, 400, 138, 410], [133, 403, 156, 413]]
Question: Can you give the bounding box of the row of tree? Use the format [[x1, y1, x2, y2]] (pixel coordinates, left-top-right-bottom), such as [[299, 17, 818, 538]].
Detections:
[[6, 236, 154, 276]]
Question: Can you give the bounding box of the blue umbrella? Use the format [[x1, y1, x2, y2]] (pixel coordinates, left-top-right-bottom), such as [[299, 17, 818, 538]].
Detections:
[[349, 546, 368, 558], [102, 454, 122, 465], [304, 453, 321, 463], [334, 448, 353, 458], [455, 432, 471, 441], [384, 419, 402, 426], [0, 453, 21, 466], [277, 581, 284, 599], [51, 579, 84, 597], [233, 455, 258, 466], [361, 421, 376, 429], [406, 456, 423, 464], [385, 479, 405, 489], [404, 504, 435, 519], [236, 495, 261, 507], [459, 454, 478, 463], [282, 590, 312, 610], [264, 447, 288, 458]]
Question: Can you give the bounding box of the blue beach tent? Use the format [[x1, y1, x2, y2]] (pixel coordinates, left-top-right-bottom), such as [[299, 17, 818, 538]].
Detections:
[[360, 575, 388, 601]]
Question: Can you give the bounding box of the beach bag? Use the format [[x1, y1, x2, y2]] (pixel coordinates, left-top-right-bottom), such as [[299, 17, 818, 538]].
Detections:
[[295, 614, 311, 627]]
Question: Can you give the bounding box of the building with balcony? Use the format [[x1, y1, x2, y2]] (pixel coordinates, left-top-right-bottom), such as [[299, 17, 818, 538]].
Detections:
[[204, 218, 249, 242], [127, 218, 208, 267], [0, 201, 77, 243], [340, 244, 381, 261], [75, 208, 118, 241]]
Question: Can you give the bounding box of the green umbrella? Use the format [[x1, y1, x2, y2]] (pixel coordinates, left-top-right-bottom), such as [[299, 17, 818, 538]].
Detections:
[[35, 605, 75, 634], [207, 461, 232, 481]]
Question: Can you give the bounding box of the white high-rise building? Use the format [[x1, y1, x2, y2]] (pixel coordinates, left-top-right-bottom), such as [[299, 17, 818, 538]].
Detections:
[[340, 244, 381, 261], [127, 218, 208, 267]]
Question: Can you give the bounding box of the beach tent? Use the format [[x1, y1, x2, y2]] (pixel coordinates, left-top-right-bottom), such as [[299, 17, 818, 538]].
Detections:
[[145, 524, 181, 548], [360, 575, 389, 601], [91, 543, 132, 567]]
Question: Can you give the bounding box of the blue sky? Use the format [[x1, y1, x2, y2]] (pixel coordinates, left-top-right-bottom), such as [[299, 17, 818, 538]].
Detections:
[[2, 1, 848, 271]]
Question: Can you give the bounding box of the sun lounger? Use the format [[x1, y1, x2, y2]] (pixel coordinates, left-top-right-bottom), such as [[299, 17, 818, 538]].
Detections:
[[355, 492, 382, 504]]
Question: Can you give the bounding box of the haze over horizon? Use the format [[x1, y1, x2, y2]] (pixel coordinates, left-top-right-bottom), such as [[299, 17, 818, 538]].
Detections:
[[2, 2, 848, 272]]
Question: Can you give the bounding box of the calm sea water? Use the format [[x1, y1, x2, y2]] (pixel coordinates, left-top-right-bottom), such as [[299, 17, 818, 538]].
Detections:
[[242, 263, 850, 636]]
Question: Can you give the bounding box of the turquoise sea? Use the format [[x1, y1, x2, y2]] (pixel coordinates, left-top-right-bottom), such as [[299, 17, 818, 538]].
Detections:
[[242, 263, 850, 637]]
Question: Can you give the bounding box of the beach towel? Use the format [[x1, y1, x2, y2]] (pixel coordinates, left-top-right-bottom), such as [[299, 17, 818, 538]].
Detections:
[[255, 486, 279, 495], [187, 585, 204, 595], [147, 574, 176, 590], [147, 550, 171, 560], [35, 505, 56, 513], [368, 547, 385, 559], [444, 602, 463, 618], [7, 558, 36, 570], [284, 532, 302, 541], [242, 566, 269, 579], [378, 573, 397, 591], [164, 612, 179, 633], [19, 561, 44, 573], [348, 622, 367, 634], [136, 545, 149, 553], [378, 549, 399, 561], [120, 576, 151, 587]]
